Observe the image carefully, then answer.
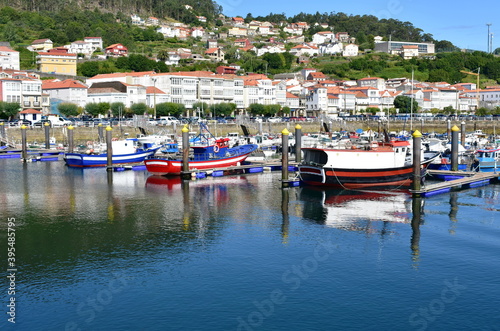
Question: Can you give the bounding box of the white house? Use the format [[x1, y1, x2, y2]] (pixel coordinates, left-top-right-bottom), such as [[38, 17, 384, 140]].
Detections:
[[290, 44, 319, 57], [42, 79, 88, 108], [343, 44, 359, 57], [66, 41, 94, 57], [319, 43, 343, 55], [0, 46, 19, 70], [84, 37, 103, 52], [312, 31, 335, 44], [87, 81, 147, 108]]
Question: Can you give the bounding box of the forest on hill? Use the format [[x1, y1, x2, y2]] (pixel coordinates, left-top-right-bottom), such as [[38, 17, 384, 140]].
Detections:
[[0, 0, 222, 23]]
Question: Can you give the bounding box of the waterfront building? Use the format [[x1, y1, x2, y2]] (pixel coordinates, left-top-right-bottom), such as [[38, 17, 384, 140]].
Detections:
[[42, 79, 88, 109], [87, 81, 147, 108]]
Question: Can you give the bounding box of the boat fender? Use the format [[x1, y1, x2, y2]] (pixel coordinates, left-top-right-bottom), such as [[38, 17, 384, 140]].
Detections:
[[351, 146, 357, 150], [213, 144, 220, 153], [441, 158, 448, 164]]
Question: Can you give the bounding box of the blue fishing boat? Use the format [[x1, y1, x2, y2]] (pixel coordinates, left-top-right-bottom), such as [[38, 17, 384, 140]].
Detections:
[[64, 139, 160, 167], [473, 147, 500, 172]]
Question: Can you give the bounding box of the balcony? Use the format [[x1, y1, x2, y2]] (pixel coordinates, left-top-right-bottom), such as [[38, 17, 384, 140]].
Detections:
[[23, 101, 31, 107]]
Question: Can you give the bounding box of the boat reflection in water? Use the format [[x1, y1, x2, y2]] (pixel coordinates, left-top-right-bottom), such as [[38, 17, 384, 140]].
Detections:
[[299, 187, 413, 230]]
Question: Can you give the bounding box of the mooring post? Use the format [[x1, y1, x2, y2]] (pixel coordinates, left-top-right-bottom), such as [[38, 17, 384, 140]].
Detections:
[[447, 119, 451, 141], [412, 130, 422, 192], [295, 124, 302, 163], [460, 121, 466, 147], [21, 124, 28, 162], [0, 122, 5, 139], [181, 125, 190, 178], [106, 125, 113, 170], [67, 125, 74, 153], [258, 121, 263, 135], [451, 125, 459, 171], [98, 123, 104, 143], [44, 121, 51, 149], [281, 128, 290, 186]]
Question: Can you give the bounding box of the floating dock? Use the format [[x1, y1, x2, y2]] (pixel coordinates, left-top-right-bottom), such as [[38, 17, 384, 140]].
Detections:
[[411, 170, 500, 197]]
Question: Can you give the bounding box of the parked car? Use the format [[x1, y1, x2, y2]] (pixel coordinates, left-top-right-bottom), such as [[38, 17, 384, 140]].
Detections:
[[33, 119, 52, 128], [159, 116, 180, 125]]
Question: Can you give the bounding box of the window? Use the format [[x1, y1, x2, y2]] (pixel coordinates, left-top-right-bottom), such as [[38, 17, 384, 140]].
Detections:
[[172, 78, 182, 85]]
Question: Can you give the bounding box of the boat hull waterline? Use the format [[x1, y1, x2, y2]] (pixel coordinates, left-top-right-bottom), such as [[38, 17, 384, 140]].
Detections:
[[64, 148, 160, 167], [145, 153, 252, 175]]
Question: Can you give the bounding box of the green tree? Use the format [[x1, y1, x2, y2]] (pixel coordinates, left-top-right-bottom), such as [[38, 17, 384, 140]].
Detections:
[[442, 105, 455, 115], [110, 102, 126, 117], [98, 102, 110, 116], [130, 103, 149, 115], [78, 61, 100, 77], [209, 103, 236, 117], [0, 101, 20, 120], [57, 103, 79, 117], [264, 104, 281, 116], [85, 102, 103, 117], [475, 107, 490, 116], [281, 106, 291, 115], [247, 103, 266, 116], [192, 102, 210, 116], [393, 96, 418, 113]]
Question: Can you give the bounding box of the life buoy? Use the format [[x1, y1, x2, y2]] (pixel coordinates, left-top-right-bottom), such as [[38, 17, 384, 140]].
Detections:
[[213, 144, 220, 153]]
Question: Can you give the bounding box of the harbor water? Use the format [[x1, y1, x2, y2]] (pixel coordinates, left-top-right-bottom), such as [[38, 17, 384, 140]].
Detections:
[[0, 159, 499, 330]]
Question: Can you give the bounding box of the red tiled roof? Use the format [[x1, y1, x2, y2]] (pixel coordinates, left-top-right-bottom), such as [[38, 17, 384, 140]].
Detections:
[[43, 79, 87, 89], [19, 108, 42, 114]]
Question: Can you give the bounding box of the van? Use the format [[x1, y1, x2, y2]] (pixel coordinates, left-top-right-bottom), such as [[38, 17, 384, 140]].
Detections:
[[45, 115, 71, 127]]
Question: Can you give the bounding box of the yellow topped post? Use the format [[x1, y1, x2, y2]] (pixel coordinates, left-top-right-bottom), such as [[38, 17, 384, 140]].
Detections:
[[281, 128, 290, 184], [412, 130, 423, 192]]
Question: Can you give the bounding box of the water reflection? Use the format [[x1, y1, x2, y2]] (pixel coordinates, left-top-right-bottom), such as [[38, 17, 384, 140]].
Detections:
[[411, 196, 424, 268], [299, 187, 413, 231]]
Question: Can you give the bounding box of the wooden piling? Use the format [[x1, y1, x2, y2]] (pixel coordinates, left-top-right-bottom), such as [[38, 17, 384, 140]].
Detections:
[[460, 121, 466, 147], [44, 121, 51, 149], [21, 125, 28, 162], [295, 124, 302, 163], [281, 128, 290, 187], [412, 130, 422, 193], [106, 126, 113, 170], [181, 125, 190, 179], [451, 125, 459, 172], [67, 125, 74, 153], [0, 122, 5, 138]]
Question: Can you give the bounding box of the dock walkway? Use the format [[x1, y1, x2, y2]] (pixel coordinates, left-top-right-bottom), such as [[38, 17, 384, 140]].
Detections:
[[411, 170, 499, 196]]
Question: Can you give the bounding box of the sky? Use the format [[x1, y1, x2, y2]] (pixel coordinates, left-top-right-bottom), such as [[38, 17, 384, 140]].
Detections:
[[221, 0, 499, 52]]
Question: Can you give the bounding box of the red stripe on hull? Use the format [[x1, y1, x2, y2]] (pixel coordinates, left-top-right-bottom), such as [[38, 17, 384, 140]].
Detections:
[[325, 168, 413, 177]]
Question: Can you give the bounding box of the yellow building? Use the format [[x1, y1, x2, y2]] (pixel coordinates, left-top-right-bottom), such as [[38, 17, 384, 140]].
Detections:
[[36, 48, 77, 76]]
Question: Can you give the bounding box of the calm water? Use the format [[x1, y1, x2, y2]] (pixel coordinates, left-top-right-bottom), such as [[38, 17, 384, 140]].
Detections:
[[1, 159, 499, 331]]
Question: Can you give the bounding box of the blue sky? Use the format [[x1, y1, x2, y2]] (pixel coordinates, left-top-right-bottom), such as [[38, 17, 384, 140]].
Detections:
[[221, 0, 499, 52]]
